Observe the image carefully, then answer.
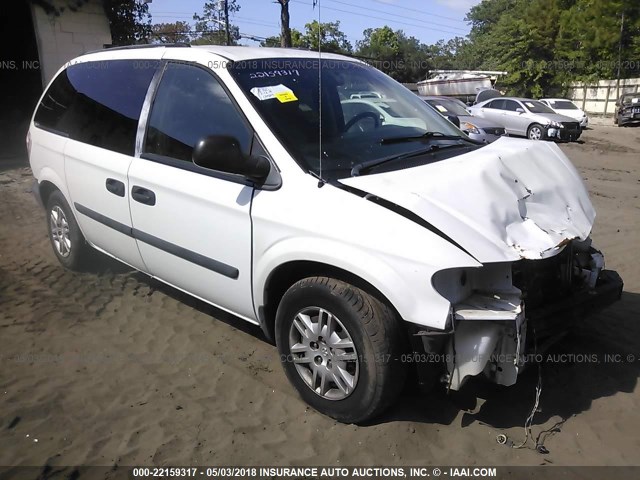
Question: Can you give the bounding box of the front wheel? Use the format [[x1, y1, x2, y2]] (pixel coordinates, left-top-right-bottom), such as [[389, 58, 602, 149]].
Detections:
[[527, 123, 544, 140], [275, 277, 406, 424]]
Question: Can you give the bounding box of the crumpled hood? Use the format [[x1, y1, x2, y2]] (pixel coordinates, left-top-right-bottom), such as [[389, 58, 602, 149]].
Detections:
[[340, 137, 595, 263]]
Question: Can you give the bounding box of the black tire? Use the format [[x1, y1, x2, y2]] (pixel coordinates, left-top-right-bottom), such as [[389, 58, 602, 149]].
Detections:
[[527, 123, 544, 140], [275, 277, 407, 424], [46, 190, 91, 270]]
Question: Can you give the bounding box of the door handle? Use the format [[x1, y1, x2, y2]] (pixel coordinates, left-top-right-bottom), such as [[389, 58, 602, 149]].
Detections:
[[131, 186, 156, 206], [105, 178, 125, 197]]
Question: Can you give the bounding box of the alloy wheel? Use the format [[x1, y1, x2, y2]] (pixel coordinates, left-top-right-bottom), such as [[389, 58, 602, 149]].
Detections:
[[50, 205, 71, 257], [288, 307, 359, 400]]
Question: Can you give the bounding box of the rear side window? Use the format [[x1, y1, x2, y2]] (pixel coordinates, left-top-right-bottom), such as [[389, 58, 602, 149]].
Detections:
[[144, 63, 252, 163], [34, 60, 158, 156]]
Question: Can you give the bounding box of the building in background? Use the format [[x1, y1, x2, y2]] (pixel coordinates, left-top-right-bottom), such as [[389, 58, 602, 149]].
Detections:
[[1, 0, 112, 160]]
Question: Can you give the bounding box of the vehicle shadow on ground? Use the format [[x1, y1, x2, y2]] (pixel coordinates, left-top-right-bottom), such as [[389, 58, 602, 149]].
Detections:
[[88, 255, 639, 433], [85, 251, 270, 339], [372, 291, 640, 431]]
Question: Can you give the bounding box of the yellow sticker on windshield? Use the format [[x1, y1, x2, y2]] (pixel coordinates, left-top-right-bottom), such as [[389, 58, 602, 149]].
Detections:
[[275, 91, 298, 103]]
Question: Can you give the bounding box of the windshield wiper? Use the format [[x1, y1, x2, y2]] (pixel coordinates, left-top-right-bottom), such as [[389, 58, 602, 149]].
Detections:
[[379, 131, 468, 145], [350, 143, 469, 176]]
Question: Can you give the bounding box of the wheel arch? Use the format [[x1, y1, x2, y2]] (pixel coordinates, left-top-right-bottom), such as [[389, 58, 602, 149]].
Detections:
[[258, 260, 405, 344], [39, 180, 60, 208], [35, 166, 71, 209]]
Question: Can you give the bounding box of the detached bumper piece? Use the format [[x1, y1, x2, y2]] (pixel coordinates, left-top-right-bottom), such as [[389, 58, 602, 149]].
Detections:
[[445, 292, 526, 391]]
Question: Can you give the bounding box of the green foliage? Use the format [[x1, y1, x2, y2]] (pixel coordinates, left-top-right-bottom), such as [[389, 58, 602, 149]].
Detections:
[[300, 21, 353, 53], [261, 29, 304, 48], [104, 0, 152, 45], [464, 0, 640, 96], [151, 21, 191, 44], [256, 0, 639, 91], [355, 27, 430, 82], [192, 0, 241, 45], [259, 21, 351, 54]]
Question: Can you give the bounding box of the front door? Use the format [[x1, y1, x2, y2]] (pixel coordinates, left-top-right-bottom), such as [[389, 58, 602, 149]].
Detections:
[[128, 62, 256, 321], [499, 99, 530, 136]]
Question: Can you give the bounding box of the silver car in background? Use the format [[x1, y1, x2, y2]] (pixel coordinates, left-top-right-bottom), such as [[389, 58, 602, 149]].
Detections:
[[469, 97, 582, 141], [420, 96, 507, 143]]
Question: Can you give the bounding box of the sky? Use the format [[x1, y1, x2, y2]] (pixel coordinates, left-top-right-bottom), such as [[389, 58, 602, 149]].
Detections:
[[147, 0, 481, 47]]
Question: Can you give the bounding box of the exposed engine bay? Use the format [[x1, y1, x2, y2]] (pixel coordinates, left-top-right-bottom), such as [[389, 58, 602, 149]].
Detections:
[[417, 238, 623, 391]]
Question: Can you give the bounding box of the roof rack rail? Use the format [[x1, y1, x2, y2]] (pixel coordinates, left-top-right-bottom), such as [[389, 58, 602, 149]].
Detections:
[[83, 43, 191, 56]]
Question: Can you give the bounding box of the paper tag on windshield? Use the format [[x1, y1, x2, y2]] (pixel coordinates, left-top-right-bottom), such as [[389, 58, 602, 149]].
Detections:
[[633, 98, 639, 103], [525, 102, 535, 108], [275, 90, 298, 103], [250, 84, 297, 102], [435, 105, 447, 113]]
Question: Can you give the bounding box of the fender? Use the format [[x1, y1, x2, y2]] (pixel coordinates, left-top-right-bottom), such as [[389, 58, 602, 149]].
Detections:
[[254, 236, 468, 330], [34, 166, 71, 208]]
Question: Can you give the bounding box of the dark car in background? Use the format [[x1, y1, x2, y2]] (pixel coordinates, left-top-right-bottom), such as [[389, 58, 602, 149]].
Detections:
[[419, 95, 507, 143], [614, 93, 640, 127]]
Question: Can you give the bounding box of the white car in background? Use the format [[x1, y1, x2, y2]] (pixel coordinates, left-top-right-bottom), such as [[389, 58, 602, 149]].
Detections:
[[539, 98, 589, 128], [341, 98, 425, 130]]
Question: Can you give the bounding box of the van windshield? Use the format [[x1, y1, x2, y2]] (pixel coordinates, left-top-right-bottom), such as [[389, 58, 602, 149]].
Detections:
[[229, 58, 468, 179]]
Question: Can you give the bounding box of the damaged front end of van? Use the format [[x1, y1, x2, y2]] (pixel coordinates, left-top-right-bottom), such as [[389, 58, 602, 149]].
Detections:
[[341, 137, 623, 390]]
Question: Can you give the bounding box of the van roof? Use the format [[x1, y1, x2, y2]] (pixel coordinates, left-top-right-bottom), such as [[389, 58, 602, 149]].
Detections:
[[82, 44, 357, 63]]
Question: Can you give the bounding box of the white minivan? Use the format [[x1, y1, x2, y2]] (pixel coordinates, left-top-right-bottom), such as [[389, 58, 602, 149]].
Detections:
[[28, 45, 622, 423]]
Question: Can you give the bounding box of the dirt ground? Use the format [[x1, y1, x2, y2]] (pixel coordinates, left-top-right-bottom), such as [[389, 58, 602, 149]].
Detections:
[[1, 125, 639, 469]]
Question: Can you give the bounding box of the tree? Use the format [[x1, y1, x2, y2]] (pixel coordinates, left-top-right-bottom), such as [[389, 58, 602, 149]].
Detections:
[[276, 0, 292, 47], [300, 21, 352, 53], [192, 0, 241, 45], [260, 29, 304, 48], [356, 26, 430, 82], [357, 26, 401, 60], [151, 21, 192, 44], [462, 0, 640, 96], [104, 0, 152, 45]]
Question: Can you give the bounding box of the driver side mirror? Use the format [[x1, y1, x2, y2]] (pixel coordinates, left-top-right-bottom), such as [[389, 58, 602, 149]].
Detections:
[[516, 108, 525, 114], [192, 135, 271, 183], [445, 114, 460, 128]]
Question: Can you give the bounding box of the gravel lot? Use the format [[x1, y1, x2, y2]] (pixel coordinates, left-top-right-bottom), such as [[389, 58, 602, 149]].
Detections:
[[1, 125, 639, 469]]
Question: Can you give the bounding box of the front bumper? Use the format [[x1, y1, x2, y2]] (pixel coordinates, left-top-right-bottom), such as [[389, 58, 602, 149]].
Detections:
[[619, 113, 640, 125], [546, 126, 581, 141], [412, 249, 623, 391]]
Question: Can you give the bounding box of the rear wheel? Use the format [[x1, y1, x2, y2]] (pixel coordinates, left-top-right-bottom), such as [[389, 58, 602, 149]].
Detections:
[[46, 190, 91, 270], [527, 123, 544, 140], [275, 277, 406, 424]]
